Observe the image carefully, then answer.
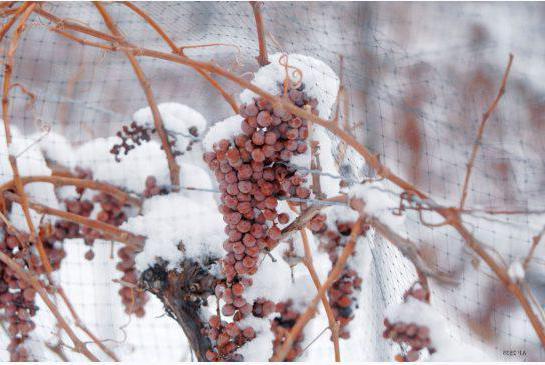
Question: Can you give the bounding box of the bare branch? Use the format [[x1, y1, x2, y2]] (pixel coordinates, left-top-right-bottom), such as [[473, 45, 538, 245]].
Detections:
[[459, 54, 514, 209], [0, 175, 142, 207], [299, 228, 340, 361], [524, 224, 545, 269], [250, 1, 269, 66], [3, 191, 145, 250]]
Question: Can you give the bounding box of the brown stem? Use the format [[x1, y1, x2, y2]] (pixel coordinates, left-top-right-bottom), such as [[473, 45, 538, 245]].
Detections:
[[0, 250, 99, 361], [2, 3, 53, 276], [0, 175, 142, 207], [140, 261, 215, 360], [250, 1, 269, 66], [50, 27, 117, 51], [523, 224, 545, 269], [3, 191, 145, 250], [459, 54, 514, 210], [33, 6, 119, 43], [45, 342, 69, 362], [279, 195, 347, 241], [0, 2, 30, 41], [299, 228, 341, 362], [94, 2, 181, 188]]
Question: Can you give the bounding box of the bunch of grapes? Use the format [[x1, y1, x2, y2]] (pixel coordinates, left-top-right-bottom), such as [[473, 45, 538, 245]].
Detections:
[[252, 297, 276, 318], [59, 167, 149, 316], [143, 176, 168, 198], [203, 84, 318, 359], [271, 300, 304, 361], [382, 283, 434, 362], [0, 232, 38, 361], [308, 214, 365, 339], [203, 315, 256, 361], [117, 246, 148, 317]]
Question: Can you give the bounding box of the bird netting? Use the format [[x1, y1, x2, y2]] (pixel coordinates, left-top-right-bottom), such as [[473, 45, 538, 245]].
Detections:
[[0, 1, 544, 362]]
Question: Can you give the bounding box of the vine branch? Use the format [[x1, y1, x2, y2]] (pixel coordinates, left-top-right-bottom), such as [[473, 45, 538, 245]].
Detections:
[[250, 1, 269, 66]]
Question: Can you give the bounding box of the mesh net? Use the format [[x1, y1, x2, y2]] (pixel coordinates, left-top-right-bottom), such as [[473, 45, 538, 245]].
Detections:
[[1, 1, 545, 361]]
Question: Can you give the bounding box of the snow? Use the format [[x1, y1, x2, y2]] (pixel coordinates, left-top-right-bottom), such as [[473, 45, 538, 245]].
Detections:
[[202, 115, 243, 151], [236, 230, 333, 314], [240, 53, 340, 119], [348, 181, 406, 229], [236, 316, 274, 361], [324, 205, 359, 228], [132, 102, 207, 153], [30, 131, 76, 168], [0, 125, 61, 232], [508, 260, 525, 282], [124, 193, 225, 272], [76, 137, 171, 193]]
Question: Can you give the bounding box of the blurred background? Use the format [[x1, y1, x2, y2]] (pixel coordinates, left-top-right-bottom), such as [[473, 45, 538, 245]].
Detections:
[[1, 1, 544, 361]]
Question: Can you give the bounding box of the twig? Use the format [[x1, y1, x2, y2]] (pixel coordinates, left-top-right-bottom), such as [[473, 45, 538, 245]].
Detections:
[[33, 5, 119, 43], [279, 195, 347, 241], [45, 342, 69, 362], [523, 224, 545, 269], [94, 2, 181, 188], [0, 2, 30, 41], [299, 228, 341, 361], [3, 191, 145, 250], [50, 26, 117, 51], [459, 54, 514, 210], [2, 3, 49, 269], [250, 1, 269, 66], [272, 220, 363, 361], [0, 250, 99, 361], [0, 175, 142, 207], [298, 326, 329, 358]]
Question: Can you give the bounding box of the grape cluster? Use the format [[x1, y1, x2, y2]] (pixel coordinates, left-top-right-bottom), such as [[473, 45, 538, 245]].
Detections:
[[0, 232, 37, 361], [271, 300, 304, 361], [383, 319, 433, 362], [308, 214, 365, 339], [382, 283, 434, 362], [50, 166, 96, 260], [59, 198, 95, 260], [143, 176, 168, 198], [117, 246, 148, 318], [61, 168, 149, 316], [110, 121, 154, 162], [203, 85, 315, 281], [214, 280, 253, 319], [203, 84, 318, 359], [252, 297, 276, 318], [203, 315, 256, 361]]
